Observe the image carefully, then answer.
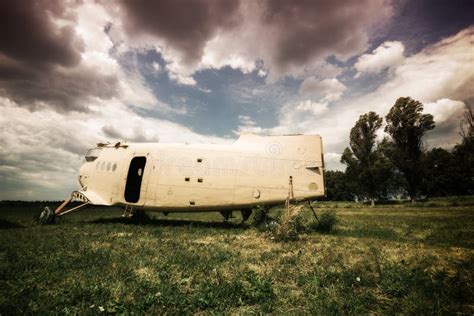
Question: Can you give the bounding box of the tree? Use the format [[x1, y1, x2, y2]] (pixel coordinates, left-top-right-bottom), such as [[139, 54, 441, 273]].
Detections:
[[384, 97, 435, 203], [341, 111, 392, 206], [459, 101, 473, 141], [340, 147, 363, 200], [451, 102, 474, 195], [451, 125, 474, 196], [423, 148, 456, 197], [324, 170, 355, 201], [423, 145, 474, 197]]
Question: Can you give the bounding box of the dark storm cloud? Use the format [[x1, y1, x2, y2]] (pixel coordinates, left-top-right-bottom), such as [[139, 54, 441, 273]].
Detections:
[[118, 0, 388, 76], [0, 56, 118, 112], [260, 0, 388, 70], [0, 0, 118, 112], [120, 0, 241, 64], [0, 0, 83, 67]]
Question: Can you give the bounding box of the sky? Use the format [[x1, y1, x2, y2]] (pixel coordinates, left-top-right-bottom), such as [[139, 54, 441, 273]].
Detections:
[[0, 0, 473, 200]]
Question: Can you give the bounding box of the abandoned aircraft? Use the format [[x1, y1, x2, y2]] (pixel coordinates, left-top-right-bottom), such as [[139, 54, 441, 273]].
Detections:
[[39, 133, 325, 223]]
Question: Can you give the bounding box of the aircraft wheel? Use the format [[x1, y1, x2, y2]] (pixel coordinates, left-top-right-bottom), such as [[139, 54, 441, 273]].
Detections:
[[38, 206, 56, 225]]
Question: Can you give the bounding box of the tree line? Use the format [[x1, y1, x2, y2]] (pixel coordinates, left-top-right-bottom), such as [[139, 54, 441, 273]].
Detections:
[[324, 97, 474, 204]]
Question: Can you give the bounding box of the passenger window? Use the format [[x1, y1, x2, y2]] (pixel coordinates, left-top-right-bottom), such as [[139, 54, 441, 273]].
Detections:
[[112, 163, 117, 172], [138, 168, 142, 176], [101, 161, 106, 171], [107, 162, 111, 171]]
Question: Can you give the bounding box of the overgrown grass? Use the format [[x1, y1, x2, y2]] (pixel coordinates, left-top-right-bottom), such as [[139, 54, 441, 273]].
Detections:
[[1, 198, 473, 314]]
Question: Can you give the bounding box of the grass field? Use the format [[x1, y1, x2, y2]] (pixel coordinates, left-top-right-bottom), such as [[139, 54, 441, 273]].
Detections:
[[1, 198, 473, 314]]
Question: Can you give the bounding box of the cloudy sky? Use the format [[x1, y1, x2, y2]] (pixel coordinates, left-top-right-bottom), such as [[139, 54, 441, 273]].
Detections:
[[0, 0, 473, 200]]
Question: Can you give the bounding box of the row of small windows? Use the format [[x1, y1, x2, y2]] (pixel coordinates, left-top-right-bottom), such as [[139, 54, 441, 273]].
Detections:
[[95, 161, 118, 172], [185, 177, 203, 183]]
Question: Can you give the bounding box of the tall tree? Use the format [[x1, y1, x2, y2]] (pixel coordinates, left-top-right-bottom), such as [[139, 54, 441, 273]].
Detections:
[[341, 111, 391, 206], [450, 103, 474, 196], [423, 145, 473, 197], [423, 148, 456, 197], [324, 170, 355, 201], [451, 137, 474, 196], [384, 97, 435, 203], [459, 101, 474, 141]]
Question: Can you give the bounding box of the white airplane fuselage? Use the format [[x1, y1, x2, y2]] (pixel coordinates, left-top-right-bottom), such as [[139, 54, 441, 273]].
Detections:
[[76, 134, 325, 212]]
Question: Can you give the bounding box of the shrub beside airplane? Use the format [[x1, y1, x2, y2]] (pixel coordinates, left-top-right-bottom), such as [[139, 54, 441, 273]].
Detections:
[[39, 133, 325, 224]]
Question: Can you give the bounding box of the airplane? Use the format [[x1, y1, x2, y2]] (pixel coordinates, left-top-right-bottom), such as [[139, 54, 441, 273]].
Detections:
[[39, 133, 325, 224]]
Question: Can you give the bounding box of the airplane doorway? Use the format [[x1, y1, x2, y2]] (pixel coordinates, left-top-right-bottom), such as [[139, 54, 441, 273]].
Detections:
[[124, 156, 147, 203]]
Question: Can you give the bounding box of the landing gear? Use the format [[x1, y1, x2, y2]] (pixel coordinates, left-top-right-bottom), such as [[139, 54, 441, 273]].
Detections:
[[37, 191, 90, 225], [220, 209, 253, 222], [241, 209, 252, 222], [220, 210, 233, 221]]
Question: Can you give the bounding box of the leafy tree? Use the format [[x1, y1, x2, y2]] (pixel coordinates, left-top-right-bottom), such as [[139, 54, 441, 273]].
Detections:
[[451, 102, 474, 195], [451, 139, 474, 196], [341, 111, 392, 206], [423, 148, 456, 197], [324, 170, 355, 201], [423, 144, 473, 197], [383, 97, 435, 203], [340, 147, 363, 200], [459, 101, 473, 141]]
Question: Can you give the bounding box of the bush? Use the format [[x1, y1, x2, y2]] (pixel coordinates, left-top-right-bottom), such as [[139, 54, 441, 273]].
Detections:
[[250, 204, 339, 240], [248, 205, 270, 228], [271, 205, 306, 241], [312, 210, 338, 233]]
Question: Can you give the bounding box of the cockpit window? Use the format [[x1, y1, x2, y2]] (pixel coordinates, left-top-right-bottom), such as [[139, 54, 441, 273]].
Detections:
[[85, 148, 102, 162]]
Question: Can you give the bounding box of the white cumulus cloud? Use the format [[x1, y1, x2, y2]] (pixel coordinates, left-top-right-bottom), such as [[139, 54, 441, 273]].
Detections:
[[355, 41, 405, 76], [294, 100, 329, 115]]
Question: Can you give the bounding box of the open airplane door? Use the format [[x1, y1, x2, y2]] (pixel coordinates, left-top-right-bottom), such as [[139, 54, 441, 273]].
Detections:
[[124, 156, 147, 204]]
